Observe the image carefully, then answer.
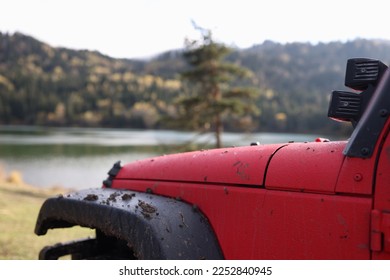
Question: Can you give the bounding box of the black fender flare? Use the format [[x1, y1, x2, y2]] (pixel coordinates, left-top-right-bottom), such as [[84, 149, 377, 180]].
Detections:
[[35, 188, 224, 260]]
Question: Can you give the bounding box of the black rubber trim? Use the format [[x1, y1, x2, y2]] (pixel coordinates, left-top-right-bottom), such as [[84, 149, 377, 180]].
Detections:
[[39, 238, 98, 260], [35, 188, 223, 260], [103, 161, 122, 188]]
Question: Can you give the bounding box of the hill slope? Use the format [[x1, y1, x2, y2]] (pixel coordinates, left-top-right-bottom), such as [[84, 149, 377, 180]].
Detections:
[[1, 32, 390, 134]]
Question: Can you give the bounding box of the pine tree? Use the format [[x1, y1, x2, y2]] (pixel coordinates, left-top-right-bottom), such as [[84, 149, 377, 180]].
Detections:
[[177, 27, 259, 148]]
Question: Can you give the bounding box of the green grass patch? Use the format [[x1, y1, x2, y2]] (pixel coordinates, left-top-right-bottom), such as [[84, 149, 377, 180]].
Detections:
[[0, 182, 94, 260]]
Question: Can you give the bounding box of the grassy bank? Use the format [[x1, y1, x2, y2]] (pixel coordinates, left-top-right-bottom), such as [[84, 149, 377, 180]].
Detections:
[[0, 171, 94, 259]]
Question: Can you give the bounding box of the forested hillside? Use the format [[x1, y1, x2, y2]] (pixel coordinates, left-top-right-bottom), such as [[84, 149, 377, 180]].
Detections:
[[1, 32, 390, 135]]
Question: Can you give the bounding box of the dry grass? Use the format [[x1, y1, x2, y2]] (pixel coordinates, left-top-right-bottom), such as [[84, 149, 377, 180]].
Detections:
[[0, 169, 94, 259]]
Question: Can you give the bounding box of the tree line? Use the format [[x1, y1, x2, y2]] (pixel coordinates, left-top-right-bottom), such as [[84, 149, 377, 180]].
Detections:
[[2, 32, 390, 137]]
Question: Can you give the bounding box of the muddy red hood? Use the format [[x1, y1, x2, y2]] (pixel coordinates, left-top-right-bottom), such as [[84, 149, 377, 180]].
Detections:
[[115, 144, 284, 187], [114, 141, 347, 191]]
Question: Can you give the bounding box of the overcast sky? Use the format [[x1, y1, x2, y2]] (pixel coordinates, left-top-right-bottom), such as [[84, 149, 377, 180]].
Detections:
[[1, 0, 389, 59]]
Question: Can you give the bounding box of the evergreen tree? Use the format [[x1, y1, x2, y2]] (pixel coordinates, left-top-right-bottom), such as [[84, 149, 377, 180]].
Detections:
[[177, 27, 259, 148]]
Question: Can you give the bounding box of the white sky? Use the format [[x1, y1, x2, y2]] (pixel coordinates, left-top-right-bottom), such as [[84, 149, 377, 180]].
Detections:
[[1, 0, 389, 59]]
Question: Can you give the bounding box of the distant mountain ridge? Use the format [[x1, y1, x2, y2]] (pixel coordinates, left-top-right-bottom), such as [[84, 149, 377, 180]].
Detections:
[[2, 32, 390, 135]]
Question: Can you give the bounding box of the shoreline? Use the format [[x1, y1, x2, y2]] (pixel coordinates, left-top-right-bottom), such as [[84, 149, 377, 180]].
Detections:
[[0, 165, 72, 195]]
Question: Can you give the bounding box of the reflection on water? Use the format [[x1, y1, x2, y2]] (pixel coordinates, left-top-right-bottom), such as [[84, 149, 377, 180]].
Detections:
[[0, 126, 337, 189]]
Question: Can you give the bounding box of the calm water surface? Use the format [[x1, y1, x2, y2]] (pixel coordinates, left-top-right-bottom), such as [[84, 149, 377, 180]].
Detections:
[[0, 126, 338, 189]]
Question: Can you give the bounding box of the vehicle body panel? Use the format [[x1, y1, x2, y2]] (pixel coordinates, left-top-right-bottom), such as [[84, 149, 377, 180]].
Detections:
[[111, 141, 373, 259], [112, 179, 371, 259], [265, 141, 345, 193], [372, 125, 390, 259]]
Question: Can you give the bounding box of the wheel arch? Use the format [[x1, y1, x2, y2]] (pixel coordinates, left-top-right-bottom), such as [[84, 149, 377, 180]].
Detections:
[[35, 188, 223, 260]]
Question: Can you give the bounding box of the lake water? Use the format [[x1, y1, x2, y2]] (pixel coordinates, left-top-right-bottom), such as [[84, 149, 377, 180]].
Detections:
[[0, 126, 338, 190]]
